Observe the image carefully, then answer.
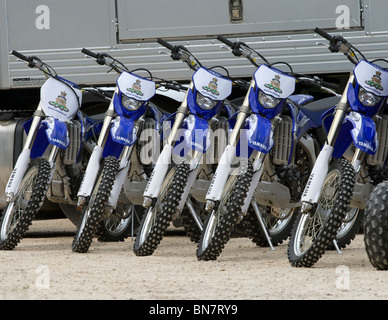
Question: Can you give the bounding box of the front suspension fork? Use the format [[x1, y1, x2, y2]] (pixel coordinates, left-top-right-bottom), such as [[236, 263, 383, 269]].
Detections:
[[205, 81, 255, 210], [301, 74, 354, 211], [5, 106, 44, 201], [77, 92, 117, 206], [143, 84, 193, 207]]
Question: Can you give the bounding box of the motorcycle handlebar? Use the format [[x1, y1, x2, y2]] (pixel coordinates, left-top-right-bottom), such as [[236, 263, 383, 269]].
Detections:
[[314, 27, 333, 41], [320, 80, 339, 90], [217, 35, 234, 48], [81, 48, 99, 59], [11, 50, 29, 62], [157, 38, 174, 51]]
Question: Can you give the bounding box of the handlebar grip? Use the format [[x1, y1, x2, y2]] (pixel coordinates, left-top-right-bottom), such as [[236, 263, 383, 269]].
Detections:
[[82, 48, 99, 59], [320, 80, 339, 91], [314, 27, 333, 41], [217, 35, 234, 48], [11, 50, 29, 62], [157, 38, 174, 51]]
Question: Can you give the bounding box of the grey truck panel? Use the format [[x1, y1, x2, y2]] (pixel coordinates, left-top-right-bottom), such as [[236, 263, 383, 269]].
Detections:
[[0, 0, 387, 89], [116, 0, 361, 41]]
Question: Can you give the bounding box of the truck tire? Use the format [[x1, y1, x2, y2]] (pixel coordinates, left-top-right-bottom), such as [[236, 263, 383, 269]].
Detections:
[[364, 181, 388, 270], [0, 158, 51, 250]]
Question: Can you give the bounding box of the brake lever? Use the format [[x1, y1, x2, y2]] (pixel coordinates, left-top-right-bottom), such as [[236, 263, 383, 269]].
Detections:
[[316, 42, 329, 47], [220, 45, 232, 52], [158, 50, 170, 55]]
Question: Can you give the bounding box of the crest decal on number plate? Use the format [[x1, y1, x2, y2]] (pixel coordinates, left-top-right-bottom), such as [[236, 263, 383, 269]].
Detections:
[[354, 60, 388, 96], [193, 68, 232, 101], [254, 65, 295, 99], [49, 91, 70, 112], [117, 72, 155, 101]]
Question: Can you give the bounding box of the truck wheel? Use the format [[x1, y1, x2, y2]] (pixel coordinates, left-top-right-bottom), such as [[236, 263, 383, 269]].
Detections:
[[364, 181, 388, 270]]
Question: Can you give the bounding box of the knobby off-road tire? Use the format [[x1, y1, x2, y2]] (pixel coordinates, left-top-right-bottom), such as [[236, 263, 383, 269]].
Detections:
[[0, 158, 51, 250], [72, 156, 119, 253], [288, 158, 355, 267], [364, 181, 388, 270], [197, 160, 253, 261], [333, 208, 363, 249], [243, 205, 296, 247], [134, 163, 189, 256]]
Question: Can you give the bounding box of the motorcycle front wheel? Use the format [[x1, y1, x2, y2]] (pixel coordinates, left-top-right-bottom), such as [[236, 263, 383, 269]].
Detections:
[[196, 160, 253, 261], [0, 158, 51, 250], [333, 207, 363, 249], [133, 164, 185, 256], [288, 158, 355, 267], [364, 181, 388, 270], [72, 156, 119, 253]]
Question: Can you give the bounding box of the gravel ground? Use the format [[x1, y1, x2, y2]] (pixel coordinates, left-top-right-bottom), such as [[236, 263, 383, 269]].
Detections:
[[0, 218, 386, 301]]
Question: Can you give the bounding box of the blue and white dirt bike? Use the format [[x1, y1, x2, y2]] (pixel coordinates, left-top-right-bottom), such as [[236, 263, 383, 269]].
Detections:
[[288, 28, 388, 268], [73, 49, 177, 253], [197, 36, 340, 261], [0, 51, 102, 250], [134, 39, 235, 256]]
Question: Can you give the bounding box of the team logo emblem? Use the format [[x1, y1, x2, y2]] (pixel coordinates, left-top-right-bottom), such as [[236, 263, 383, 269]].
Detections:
[[365, 71, 384, 91], [49, 91, 69, 112], [264, 74, 283, 93], [127, 79, 144, 96], [202, 78, 220, 96]]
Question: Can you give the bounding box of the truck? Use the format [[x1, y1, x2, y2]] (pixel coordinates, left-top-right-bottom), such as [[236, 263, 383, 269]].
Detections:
[[1, 0, 388, 208]]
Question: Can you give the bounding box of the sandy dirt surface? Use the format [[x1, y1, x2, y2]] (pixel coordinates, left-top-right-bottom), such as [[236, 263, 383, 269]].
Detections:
[[0, 218, 386, 301]]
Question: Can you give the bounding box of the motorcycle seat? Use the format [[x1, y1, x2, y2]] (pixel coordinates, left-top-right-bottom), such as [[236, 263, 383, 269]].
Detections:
[[297, 96, 341, 126]]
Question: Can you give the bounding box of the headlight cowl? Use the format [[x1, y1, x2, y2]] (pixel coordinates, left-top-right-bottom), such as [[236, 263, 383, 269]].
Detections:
[[121, 94, 142, 111], [196, 92, 217, 110], [258, 90, 281, 109], [358, 87, 382, 107]]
